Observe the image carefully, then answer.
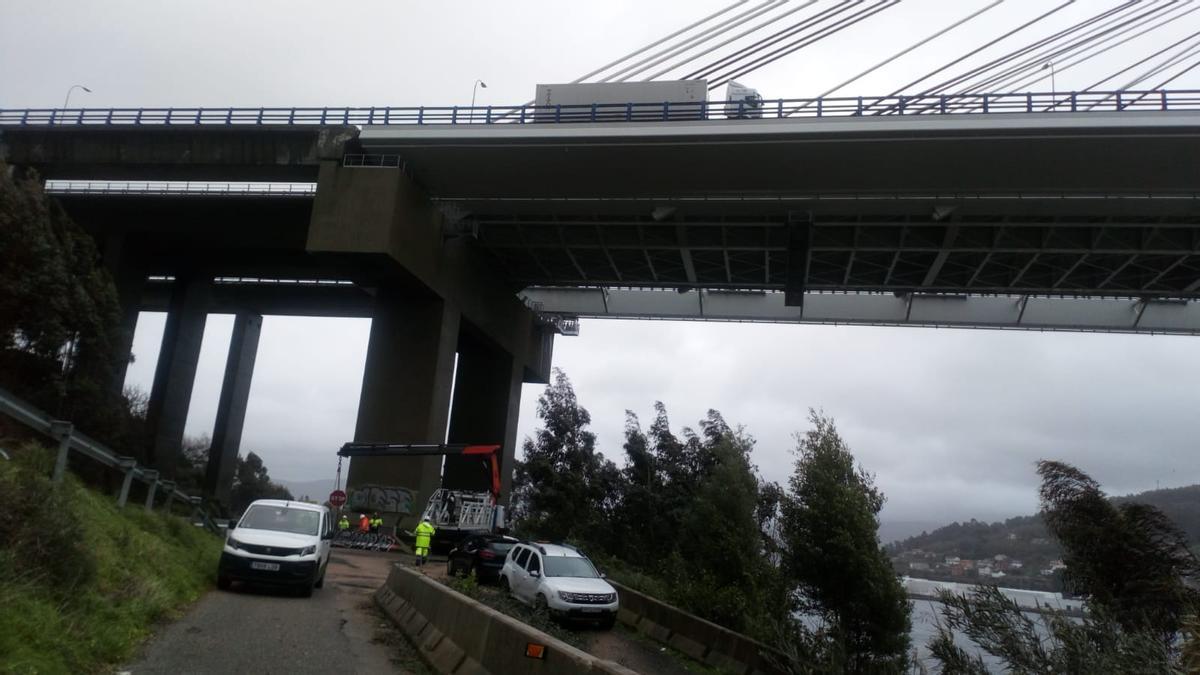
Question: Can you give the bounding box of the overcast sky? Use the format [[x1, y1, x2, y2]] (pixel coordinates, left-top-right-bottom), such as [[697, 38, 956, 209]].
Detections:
[[4, 1, 1198, 525]]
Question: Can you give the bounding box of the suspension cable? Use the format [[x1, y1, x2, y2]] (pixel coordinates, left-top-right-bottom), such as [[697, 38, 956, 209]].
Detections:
[[640, 0, 821, 82], [957, 0, 1183, 94], [685, 0, 858, 81], [785, 0, 1005, 114], [602, 0, 783, 82], [711, 0, 902, 88]]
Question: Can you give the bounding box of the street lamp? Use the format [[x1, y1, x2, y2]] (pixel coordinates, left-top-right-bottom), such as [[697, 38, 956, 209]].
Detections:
[[470, 79, 487, 123], [63, 84, 92, 109], [1041, 62, 1057, 97]]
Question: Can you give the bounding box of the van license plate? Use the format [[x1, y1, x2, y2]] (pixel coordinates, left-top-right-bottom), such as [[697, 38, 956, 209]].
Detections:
[[581, 608, 602, 613], [250, 561, 280, 571]]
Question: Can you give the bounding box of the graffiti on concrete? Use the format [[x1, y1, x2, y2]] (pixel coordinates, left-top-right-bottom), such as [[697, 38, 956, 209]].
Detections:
[[348, 484, 416, 514]]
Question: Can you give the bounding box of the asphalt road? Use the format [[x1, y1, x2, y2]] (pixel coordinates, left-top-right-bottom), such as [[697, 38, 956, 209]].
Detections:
[[124, 549, 427, 675]]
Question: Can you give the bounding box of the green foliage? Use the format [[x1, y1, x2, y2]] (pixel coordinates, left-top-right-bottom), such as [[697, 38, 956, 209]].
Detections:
[[1037, 460, 1200, 642], [927, 462, 1200, 672], [0, 444, 221, 674], [512, 368, 621, 543], [928, 585, 1176, 674], [229, 451, 294, 515], [0, 164, 131, 449], [779, 411, 911, 672]]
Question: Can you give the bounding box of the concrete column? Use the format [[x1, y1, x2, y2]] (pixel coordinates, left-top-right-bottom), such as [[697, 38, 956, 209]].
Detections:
[[349, 290, 459, 528], [101, 232, 146, 394], [145, 273, 210, 478], [444, 333, 523, 504], [204, 313, 262, 510]]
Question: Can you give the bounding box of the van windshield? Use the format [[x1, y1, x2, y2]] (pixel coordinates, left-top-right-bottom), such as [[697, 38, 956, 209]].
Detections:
[[543, 556, 599, 578], [239, 505, 320, 536]]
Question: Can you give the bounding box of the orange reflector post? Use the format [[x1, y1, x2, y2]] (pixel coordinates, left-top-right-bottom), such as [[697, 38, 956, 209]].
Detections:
[[525, 643, 547, 659]]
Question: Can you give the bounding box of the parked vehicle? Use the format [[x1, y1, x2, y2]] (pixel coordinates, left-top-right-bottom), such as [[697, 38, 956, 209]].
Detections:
[[336, 443, 508, 551], [217, 499, 334, 597], [447, 533, 519, 581], [499, 542, 619, 629]]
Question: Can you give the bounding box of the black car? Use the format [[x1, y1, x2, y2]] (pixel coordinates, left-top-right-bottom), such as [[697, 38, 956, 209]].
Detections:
[[447, 533, 519, 581]]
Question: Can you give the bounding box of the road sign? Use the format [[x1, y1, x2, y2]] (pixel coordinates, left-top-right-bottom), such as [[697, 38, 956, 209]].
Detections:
[[329, 490, 347, 507]]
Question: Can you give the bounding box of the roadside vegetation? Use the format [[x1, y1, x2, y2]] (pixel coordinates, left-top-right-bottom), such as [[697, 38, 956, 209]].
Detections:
[[511, 369, 1200, 673], [0, 444, 221, 674], [511, 369, 910, 671]]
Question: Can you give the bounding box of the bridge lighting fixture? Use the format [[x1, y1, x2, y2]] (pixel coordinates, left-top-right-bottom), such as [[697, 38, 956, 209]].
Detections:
[[62, 84, 92, 109], [470, 79, 488, 122], [1042, 61, 1056, 96]]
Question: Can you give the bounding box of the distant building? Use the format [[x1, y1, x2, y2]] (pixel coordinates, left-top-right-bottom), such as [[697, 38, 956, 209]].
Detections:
[[1006, 532, 1017, 541], [994, 554, 1009, 562], [991, 570, 1006, 579], [1009, 560, 1023, 569], [1031, 538, 1050, 546], [978, 565, 993, 576], [909, 562, 930, 571], [944, 556, 961, 565]]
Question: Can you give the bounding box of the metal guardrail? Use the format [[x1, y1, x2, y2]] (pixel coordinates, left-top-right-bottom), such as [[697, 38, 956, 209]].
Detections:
[[2, 89, 1197, 127], [0, 385, 218, 530], [44, 180, 316, 197]]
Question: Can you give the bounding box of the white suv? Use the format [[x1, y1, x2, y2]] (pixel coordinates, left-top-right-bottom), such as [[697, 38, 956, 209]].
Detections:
[[499, 542, 619, 628]]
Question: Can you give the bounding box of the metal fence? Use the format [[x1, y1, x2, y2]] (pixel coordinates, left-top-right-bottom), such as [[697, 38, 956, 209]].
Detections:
[[2, 89, 1197, 127], [44, 180, 316, 197], [0, 385, 218, 531]]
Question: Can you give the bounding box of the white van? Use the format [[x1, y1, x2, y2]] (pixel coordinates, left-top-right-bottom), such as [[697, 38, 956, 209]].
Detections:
[[217, 499, 334, 597]]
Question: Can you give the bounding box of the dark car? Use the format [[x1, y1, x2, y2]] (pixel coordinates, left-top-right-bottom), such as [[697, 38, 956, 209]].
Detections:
[[447, 534, 519, 581]]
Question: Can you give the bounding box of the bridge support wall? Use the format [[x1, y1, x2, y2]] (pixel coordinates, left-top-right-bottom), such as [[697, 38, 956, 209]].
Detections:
[[349, 290, 459, 527], [444, 333, 523, 503], [309, 162, 554, 524], [145, 272, 210, 478], [204, 312, 262, 510]]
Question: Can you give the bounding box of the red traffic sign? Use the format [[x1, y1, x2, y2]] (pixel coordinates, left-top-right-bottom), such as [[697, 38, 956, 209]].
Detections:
[[329, 490, 347, 507]]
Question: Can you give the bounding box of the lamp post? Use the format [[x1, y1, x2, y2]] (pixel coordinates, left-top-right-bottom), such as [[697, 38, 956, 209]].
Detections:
[[62, 84, 92, 109], [1041, 61, 1057, 97], [470, 79, 487, 123]]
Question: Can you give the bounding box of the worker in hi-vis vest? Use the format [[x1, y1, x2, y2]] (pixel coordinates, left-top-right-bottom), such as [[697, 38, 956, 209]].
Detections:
[[413, 517, 436, 566], [337, 514, 350, 532]]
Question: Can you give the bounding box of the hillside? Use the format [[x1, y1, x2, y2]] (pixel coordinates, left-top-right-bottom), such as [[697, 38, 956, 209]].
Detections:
[[888, 483, 1200, 590], [0, 445, 221, 673]]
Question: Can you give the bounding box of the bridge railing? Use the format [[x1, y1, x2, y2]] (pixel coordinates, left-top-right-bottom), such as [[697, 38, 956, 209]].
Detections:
[[0, 385, 219, 532], [2, 89, 1198, 127]]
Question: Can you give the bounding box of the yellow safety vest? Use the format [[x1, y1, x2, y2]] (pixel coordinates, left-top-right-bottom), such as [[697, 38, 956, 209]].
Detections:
[[414, 521, 436, 548]]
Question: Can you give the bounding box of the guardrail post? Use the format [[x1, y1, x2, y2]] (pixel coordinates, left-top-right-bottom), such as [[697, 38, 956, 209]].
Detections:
[[160, 480, 177, 513], [142, 470, 160, 512], [486, 106, 493, 123], [982, 94, 989, 113], [817, 97, 823, 117], [49, 420, 74, 484], [626, 102, 633, 122], [856, 96, 863, 115], [940, 96, 947, 114], [1116, 92, 1123, 111], [1026, 92, 1033, 113], [1161, 90, 1168, 111], [776, 99, 783, 118], [116, 457, 137, 508]]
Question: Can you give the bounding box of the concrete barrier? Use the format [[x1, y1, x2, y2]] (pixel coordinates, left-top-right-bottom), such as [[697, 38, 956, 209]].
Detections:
[[609, 581, 790, 675], [375, 564, 638, 675]]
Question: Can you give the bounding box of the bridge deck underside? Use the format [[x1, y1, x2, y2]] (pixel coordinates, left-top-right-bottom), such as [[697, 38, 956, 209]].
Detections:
[[472, 213, 1200, 299]]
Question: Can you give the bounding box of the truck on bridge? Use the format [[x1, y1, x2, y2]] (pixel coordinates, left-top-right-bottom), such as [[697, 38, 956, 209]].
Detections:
[[532, 79, 763, 121]]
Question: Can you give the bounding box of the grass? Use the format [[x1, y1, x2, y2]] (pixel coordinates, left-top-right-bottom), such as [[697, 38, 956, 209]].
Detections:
[[0, 445, 221, 674]]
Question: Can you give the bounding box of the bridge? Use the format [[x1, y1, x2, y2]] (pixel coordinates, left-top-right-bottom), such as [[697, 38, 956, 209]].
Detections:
[[3, 88, 1199, 517]]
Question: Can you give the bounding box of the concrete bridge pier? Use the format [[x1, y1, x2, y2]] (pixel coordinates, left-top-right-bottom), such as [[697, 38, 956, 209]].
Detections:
[[348, 290, 460, 525], [145, 272, 210, 478], [204, 312, 262, 510], [444, 332, 523, 503]]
